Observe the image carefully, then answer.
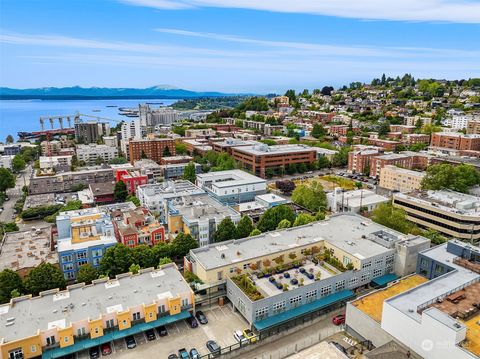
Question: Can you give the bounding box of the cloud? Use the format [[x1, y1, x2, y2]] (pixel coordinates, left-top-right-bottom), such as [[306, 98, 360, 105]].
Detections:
[[119, 0, 480, 23]]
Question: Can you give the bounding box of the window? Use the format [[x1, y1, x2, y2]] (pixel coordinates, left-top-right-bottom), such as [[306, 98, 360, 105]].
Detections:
[[335, 280, 346, 292], [273, 301, 286, 314], [105, 319, 114, 328], [76, 252, 87, 260], [31, 345, 36, 353], [61, 255, 73, 263], [342, 256, 352, 266], [320, 285, 331, 297], [91, 249, 103, 257], [92, 258, 101, 266], [375, 258, 384, 266], [289, 295, 302, 308], [362, 261, 372, 269], [64, 336, 69, 343], [78, 260, 88, 266], [373, 268, 383, 278], [361, 272, 371, 282], [348, 277, 358, 287], [77, 327, 86, 336], [158, 304, 166, 313], [306, 290, 317, 302], [132, 312, 141, 321], [122, 320, 127, 326], [63, 263, 74, 271], [386, 254, 395, 264], [255, 307, 269, 321], [8, 348, 23, 359], [66, 272, 75, 280], [182, 298, 189, 308], [217, 271, 223, 280]]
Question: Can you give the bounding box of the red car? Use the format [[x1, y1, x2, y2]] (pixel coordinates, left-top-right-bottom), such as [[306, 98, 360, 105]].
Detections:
[[101, 343, 112, 356], [332, 314, 345, 325]]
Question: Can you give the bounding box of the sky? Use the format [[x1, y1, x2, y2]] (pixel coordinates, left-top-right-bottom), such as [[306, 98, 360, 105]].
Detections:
[[0, 0, 479, 93]]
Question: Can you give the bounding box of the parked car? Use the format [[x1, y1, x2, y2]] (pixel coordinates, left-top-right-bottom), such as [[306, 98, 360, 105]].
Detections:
[[156, 325, 168, 336], [275, 282, 283, 290], [283, 272, 290, 278], [268, 276, 276, 283], [299, 267, 306, 273], [290, 278, 298, 285], [178, 348, 190, 359], [186, 314, 198, 328], [125, 335, 136, 349], [233, 330, 248, 345], [89, 346, 100, 359], [168, 354, 179, 359], [145, 329, 156, 341], [243, 328, 257, 343], [206, 340, 221, 356], [189, 348, 200, 359], [306, 273, 314, 280], [101, 343, 112, 356], [195, 310, 208, 324], [332, 314, 346, 325]]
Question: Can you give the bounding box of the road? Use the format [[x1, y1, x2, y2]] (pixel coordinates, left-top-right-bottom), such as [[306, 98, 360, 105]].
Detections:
[[0, 164, 32, 224]]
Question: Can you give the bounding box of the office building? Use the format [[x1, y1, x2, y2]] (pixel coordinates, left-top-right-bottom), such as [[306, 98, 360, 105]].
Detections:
[[167, 194, 240, 246], [76, 144, 118, 165], [160, 163, 202, 180], [74, 121, 110, 144], [137, 181, 205, 224], [186, 214, 429, 333], [0, 264, 193, 359], [346, 240, 479, 359], [139, 105, 179, 127], [56, 208, 117, 280], [211, 138, 260, 155], [195, 170, 266, 205], [430, 132, 480, 151], [393, 190, 480, 242], [231, 144, 317, 178], [327, 189, 389, 213], [128, 138, 175, 164], [379, 165, 425, 193]]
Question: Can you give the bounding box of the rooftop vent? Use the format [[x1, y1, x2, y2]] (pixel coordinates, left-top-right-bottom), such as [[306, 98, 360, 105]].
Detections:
[[221, 253, 225, 259]]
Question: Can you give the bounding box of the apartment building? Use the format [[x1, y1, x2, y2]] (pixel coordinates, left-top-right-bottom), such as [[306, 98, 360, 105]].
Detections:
[[137, 181, 205, 224], [195, 169, 266, 205], [167, 194, 240, 246], [74, 121, 110, 144], [0, 264, 193, 359], [327, 188, 389, 213], [128, 138, 176, 164], [393, 190, 480, 242], [184, 128, 216, 138], [346, 240, 479, 359], [56, 207, 117, 280], [347, 146, 382, 174], [39, 155, 73, 170], [231, 144, 317, 178], [76, 144, 118, 165], [379, 165, 425, 193], [139, 104, 179, 127], [0, 155, 13, 169], [467, 120, 480, 135], [367, 138, 401, 151], [328, 125, 360, 137], [133, 159, 162, 181], [160, 163, 202, 180], [181, 139, 212, 155], [402, 134, 431, 146], [115, 169, 148, 195], [186, 214, 429, 332], [369, 153, 412, 178], [160, 155, 193, 165], [120, 118, 142, 156], [29, 167, 114, 195], [430, 132, 480, 151], [111, 207, 165, 247], [389, 125, 416, 133]]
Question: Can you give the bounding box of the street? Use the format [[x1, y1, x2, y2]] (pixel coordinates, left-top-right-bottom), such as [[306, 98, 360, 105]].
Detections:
[[0, 164, 32, 224]]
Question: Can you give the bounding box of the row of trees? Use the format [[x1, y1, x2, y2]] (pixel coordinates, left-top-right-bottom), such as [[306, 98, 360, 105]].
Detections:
[[421, 163, 480, 193]]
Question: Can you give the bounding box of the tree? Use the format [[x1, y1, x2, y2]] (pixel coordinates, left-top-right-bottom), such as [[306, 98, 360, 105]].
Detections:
[[293, 213, 316, 227], [291, 181, 327, 212], [126, 195, 140, 207], [276, 180, 295, 194], [158, 257, 172, 266], [422, 229, 447, 245], [2, 222, 19, 232], [284, 89, 297, 104], [133, 245, 157, 268], [378, 122, 390, 137], [175, 143, 188, 155], [129, 263, 141, 274], [213, 217, 237, 242], [12, 154, 26, 173], [421, 163, 480, 193], [318, 156, 331, 169], [5, 135, 14, 144], [0, 269, 23, 303], [286, 163, 297, 175], [235, 216, 254, 239], [170, 232, 198, 258], [331, 147, 351, 167], [23, 263, 66, 295], [76, 264, 98, 284], [109, 157, 128, 165], [163, 146, 171, 157], [257, 205, 296, 232], [99, 244, 135, 277], [249, 228, 261, 237], [371, 202, 413, 234], [0, 168, 15, 192], [183, 162, 197, 183], [114, 181, 128, 202], [95, 156, 104, 165], [321, 86, 334, 96], [311, 124, 326, 139], [141, 150, 148, 159], [276, 219, 291, 229]]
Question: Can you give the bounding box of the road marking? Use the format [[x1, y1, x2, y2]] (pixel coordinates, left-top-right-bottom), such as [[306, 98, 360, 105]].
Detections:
[[209, 308, 219, 320]]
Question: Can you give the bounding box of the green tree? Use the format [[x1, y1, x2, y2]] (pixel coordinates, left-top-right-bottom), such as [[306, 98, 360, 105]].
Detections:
[[371, 202, 413, 234], [129, 263, 141, 274], [175, 143, 188, 155], [286, 163, 297, 175], [249, 228, 262, 237], [213, 217, 237, 242], [76, 264, 98, 284], [12, 154, 26, 173], [163, 146, 171, 157], [126, 194, 140, 207], [152, 242, 173, 262], [318, 156, 331, 169], [170, 232, 198, 258], [422, 229, 448, 245], [5, 135, 14, 144], [0, 269, 23, 303], [109, 156, 128, 165], [23, 263, 66, 295], [257, 205, 296, 232], [284, 89, 297, 104], [2, 222, 19, 232], [99, 244, 135, 277], [114, 181, 128, 202], [311, 124, 326, 139], [133, 245, 157, 268], [293, 213, 316, 227], [235, 216, 254, 239], [291, 181, 327, 212], [421, 163, 480, 193], [331, 147, 351, 167], [378, 122, 390, 137], [158, 257, 172, 266], [183, 162, 197, 183], [0, 168, 15, 192], [141, 150, 148, 159], [276, 219, 291, 229]]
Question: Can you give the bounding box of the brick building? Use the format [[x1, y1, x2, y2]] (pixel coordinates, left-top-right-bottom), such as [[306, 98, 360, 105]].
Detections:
[[370, 154, 413, 178], [128, 138, 176, 163], [430, 132, 480, 151], [348, 146, 382, 174], [367, 138, 402, 151], [115, 169, 148, 195]]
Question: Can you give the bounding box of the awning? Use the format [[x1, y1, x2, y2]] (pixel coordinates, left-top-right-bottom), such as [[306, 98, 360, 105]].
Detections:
[[371, 273, 398, 287], [42, 311, 191, 359], [254, 290, 355, 331]]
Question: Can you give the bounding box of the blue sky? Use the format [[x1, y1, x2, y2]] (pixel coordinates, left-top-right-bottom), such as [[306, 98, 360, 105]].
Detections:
[[1, 0, 479, 93]]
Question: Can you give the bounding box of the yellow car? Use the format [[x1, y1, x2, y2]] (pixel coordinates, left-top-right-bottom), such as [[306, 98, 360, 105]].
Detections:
[[243, 328, 257, 343]]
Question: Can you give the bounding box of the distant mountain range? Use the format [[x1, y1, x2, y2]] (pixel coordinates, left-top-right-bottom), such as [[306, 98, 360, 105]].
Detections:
[[0, 85, 238, 99]]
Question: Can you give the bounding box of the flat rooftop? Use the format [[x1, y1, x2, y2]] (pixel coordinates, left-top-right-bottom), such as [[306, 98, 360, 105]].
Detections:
[[381, 165, 426, 178], [351, 275, 428, 322], [0, 227, 57, 274], [190, 214, 402, 271], [331, 189, 389, 208], [57, 235, 118, 252], [374, 153, 409, 161], [394, 190, 480, 216], [23, 193, 55, 210], [138, 180, 205, 197], [197, 169, 266, 188], [233, 143, 317, 156], [0, 264, 191, 343], [170, 194, 240, 223]]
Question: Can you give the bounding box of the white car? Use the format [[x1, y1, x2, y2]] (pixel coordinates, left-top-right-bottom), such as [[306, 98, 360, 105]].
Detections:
[[233, 330, 248, 346]]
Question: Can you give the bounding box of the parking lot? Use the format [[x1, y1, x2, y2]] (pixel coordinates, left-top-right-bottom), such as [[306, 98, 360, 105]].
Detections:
[[74, 305, 249, 359]]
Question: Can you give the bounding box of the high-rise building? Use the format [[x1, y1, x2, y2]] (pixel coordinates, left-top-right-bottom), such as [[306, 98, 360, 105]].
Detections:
[[128, 138, 176, 164], [74, 121, 110, 144], [139, 104, 179, 128]]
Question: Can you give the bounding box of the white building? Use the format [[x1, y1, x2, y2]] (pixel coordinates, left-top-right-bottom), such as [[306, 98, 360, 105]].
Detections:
[[327, 188, 389, 213], [76, 144, 118, 165], [102, 136, 118, 147], [0, 155, 13, 169], [139, 104, 179, 127], [120, 118, 142, 155], [39, 155, 73, 170]]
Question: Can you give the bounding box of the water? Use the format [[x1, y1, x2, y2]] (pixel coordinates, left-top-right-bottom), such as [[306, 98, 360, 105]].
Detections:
[[0, 99, 178, 141]]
